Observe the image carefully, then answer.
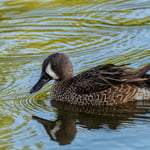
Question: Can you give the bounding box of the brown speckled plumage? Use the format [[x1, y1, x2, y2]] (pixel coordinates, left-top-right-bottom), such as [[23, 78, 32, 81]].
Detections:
[[30, 53, 150, 106]]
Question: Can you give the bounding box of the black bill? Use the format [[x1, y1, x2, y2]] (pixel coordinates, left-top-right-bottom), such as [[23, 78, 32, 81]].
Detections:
[[30, 73, 52, 93]]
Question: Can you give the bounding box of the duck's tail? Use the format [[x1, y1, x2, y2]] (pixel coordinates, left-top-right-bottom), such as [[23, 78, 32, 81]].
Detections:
[[133, 64, 150, 87], [133, 64, 150, 100], [120, 64, 150, 85], [144, 74, 150, 88], [133, 64, 150, 78]]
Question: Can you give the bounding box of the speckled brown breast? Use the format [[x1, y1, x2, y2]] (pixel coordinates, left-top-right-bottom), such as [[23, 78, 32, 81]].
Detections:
[[51, 83, 138, 106]]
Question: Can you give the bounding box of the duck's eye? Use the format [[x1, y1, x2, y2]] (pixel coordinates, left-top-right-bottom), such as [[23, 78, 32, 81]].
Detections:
[[51, 63, 56, 69]]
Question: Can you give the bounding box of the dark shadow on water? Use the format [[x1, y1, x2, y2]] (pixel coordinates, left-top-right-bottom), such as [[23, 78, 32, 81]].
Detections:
[[33, 100, 150, 145]]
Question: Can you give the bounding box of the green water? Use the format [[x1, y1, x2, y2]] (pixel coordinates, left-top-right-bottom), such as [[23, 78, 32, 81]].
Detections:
[[0, 0, 150, 149]]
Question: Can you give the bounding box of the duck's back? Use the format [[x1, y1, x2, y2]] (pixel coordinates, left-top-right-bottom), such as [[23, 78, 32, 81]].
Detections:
[[51, 64, 150, 106]]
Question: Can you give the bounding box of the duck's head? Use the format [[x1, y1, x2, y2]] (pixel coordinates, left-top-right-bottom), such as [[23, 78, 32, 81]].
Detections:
[[30, 53, 73, 93]]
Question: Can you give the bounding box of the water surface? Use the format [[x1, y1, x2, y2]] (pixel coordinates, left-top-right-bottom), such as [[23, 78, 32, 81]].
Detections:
[[0, 0, 150, 149]]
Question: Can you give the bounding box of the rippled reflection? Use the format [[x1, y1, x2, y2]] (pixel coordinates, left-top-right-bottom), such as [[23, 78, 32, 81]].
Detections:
[[32, 101, 150, 145]]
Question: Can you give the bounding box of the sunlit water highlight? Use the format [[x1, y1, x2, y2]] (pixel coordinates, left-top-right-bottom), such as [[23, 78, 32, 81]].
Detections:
[[0, 0, 150, 149]]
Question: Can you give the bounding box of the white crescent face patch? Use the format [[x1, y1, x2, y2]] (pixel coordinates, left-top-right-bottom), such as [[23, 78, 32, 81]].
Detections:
[[46, 63, 59, 80], [49, 120, 62, 140]]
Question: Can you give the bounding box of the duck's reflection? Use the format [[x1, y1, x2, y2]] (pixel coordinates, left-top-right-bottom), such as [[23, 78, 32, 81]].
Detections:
[[33, 116, 76, 145], [33, 101, 150, 145]]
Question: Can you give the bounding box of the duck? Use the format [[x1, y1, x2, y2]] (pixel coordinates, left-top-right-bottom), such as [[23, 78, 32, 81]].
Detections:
[[30, 53, 150, 106]]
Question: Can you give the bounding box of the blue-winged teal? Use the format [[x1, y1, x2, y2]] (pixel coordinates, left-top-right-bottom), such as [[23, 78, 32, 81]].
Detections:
[[30, 53, 150, 106]]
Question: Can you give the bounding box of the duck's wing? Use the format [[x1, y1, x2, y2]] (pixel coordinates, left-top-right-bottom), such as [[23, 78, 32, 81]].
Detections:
[[72, 64, 150, 94], [73, 77, 111, 94]]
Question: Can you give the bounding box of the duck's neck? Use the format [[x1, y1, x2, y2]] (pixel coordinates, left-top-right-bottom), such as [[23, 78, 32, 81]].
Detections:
[[55, 75, 73, 85], [51, 67, 73, 96], [51, 78, 72, 98], [62, 70, 73, 80]]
